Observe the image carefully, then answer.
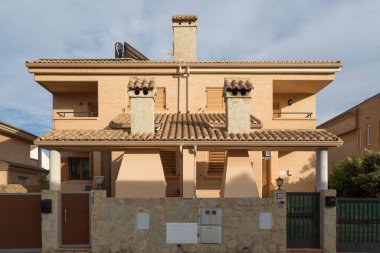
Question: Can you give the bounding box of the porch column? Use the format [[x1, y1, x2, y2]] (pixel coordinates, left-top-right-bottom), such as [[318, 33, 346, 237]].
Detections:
[[221, 150, 259, 197], [49, 150, 61, 191], [316, 148, 328, 191], [182, 147, 196, 198]]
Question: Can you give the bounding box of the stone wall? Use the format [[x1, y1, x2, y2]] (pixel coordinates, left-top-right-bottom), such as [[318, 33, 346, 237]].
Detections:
[[91, 191, 286, 253]]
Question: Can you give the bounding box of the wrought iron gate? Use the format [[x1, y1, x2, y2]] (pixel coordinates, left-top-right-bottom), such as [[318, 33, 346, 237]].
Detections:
[[287, 192, 320, 248]]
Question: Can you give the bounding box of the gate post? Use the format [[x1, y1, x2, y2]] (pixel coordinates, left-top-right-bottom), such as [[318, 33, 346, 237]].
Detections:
[[320, 189, 337, 253], [41, 190, 60, 253]]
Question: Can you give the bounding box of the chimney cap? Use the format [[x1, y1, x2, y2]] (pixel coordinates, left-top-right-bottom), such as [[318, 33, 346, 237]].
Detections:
[[172, 15, 198, 22]]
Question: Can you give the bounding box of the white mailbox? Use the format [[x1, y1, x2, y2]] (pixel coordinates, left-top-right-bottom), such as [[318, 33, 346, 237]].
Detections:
[[166, 223, 198, 244], [200, 208, 222, 225], [136, 212, 149, 230], [199, 226, 222, 244]]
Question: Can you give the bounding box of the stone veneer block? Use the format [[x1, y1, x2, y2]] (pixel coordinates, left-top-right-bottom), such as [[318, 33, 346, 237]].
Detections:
[[41, 190, 60, 253], [90, 191, 286, 253], [320, 189, 337, 253], [172, 18, 197, 61], [129, 96, 155, 134], [226, 95, 252, 133]]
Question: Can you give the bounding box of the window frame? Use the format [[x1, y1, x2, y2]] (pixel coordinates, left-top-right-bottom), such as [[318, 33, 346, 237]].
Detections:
[[367, 124, 372, 146], [68, 157, 91, 180], [205, 87, 225, 110]]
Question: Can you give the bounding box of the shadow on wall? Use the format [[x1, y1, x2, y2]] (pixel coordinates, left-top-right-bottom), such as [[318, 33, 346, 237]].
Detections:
[[284, 173, 316, 192]]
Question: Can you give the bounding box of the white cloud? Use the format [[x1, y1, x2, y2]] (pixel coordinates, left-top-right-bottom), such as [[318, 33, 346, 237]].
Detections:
[[0, 0, 379, 134]]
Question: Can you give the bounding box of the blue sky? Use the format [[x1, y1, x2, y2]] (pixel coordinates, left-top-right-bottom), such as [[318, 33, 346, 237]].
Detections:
[[0, 0, 379, 136]]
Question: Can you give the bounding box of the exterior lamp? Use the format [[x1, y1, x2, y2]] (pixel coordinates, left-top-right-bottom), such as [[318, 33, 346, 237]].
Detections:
[[94, 176, 104, 190], [288, 99, 293, 106], [275, 177, 284, 190]]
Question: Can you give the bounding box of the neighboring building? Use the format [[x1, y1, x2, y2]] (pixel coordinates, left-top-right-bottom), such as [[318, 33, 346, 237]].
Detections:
[[26, 15, 342, 197], [318, 92, 380, 169], [0, 121, 48, 186]]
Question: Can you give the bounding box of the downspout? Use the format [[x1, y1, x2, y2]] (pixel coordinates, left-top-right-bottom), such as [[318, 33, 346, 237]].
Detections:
[[179, 144, 183, 197], [186, 66, 190, 113], [193, 145, 197, 197], [178, 65, 182, 113]]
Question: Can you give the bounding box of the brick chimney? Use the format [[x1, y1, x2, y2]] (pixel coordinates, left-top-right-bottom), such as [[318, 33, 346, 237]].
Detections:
[[223, 78, 254, 133], [172, 15, 198, 61], [128, 79, 156, 133]]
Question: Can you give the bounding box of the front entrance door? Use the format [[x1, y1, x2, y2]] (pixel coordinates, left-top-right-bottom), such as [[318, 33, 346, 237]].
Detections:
[[61, 193, 90, 246]]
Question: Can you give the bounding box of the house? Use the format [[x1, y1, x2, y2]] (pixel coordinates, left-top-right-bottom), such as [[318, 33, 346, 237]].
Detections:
[[0, 121, 48, 188], [24, 15, 342, 252], [318, 92, 380, 169]]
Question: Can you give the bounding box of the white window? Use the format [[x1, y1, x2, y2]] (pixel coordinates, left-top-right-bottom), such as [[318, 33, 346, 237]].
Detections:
[[367, 124, 372, 146]]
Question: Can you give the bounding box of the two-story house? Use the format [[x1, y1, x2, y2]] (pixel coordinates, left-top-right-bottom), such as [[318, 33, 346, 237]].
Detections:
[[26, 15, 342, 198], [0, 121, 48, 188]]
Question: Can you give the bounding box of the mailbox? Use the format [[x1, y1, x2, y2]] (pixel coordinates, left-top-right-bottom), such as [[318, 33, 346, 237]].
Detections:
[[41, 199, 52, 213], [325, 196, 336, 207]]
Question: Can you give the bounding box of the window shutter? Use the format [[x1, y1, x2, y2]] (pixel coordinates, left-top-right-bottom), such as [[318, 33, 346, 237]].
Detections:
[[273, 102, 281, 118], [61, 157, 69, 180], [208, 151, 225, 176], [155, 87, 166, 110], [160, 151, 176, 178], [206, 88, 224, 110]]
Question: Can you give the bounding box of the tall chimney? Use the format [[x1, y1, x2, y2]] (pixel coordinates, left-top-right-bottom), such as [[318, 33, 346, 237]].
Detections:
[[172, 15, 198, 61], [223, 78, 254, 133], [128, 79, 156, 133]]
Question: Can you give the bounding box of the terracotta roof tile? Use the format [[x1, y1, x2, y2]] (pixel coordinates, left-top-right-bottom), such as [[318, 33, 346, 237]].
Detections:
[[109, 113, 262, 130], [172, 15, 198, 22], [37, 128, 341, 144], [128, 79, 155, 91], [37, 113, 341, 145]]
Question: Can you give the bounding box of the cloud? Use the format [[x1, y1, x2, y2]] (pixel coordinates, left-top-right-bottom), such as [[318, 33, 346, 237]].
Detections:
[[0, 0, 379, 134]]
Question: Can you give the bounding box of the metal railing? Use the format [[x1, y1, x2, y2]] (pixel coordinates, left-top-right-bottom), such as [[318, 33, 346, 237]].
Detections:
[[273, 112, 313, 118], [337, 198, 380, 252], [56, 111, 98, 118]]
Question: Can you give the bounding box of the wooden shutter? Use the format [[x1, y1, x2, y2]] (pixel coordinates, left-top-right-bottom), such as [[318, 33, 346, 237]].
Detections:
[[208, 151, 225, 176], [273, 102, 281, 118], [160, 151, 176, 178], [206, 88, 224, 110], [155, 87, 166, 110], [61, 157, 69, 180]]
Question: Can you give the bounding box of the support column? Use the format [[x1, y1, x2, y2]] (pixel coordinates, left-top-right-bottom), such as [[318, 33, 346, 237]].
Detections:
[[320, 189, 337, 253], [41, 190, 60, 253], [49, 150, 61, 191], [316, 148, 328, 191], [221, 150, 259, 197], [182, 147, 196, 198]]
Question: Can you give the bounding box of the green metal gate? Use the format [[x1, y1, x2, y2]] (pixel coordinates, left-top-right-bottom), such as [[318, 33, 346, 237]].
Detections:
[[337, 198, 380, 252], [287, 192, 320, 248]]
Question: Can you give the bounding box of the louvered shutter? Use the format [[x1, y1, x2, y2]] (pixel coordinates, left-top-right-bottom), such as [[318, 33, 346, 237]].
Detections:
[[208, 151, 225, 176], [273, 102, 281, 118], [61, 157, 69, 180], [206, 88, 224, 110], [155, 88, 166, 110], [160, 151, 176, 178]]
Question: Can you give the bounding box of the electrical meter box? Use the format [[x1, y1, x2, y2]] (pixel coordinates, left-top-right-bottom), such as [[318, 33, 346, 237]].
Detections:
[[200, 208, 222, 225], [199, 225, 222, 243]]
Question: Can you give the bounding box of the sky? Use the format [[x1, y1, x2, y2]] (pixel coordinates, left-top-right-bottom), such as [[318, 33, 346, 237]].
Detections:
[[0, 0, 379, 136]]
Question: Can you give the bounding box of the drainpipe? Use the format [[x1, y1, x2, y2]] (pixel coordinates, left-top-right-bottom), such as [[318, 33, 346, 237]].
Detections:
[[179, 144, 183, 196], [178, 65, 182, 113], [193, 145, 197, 197], [186, 66, 190, 113]]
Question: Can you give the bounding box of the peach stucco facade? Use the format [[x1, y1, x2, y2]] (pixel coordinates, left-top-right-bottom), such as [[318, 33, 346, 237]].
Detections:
[[27, 15, 342, 197], [319, 92, 380, 169]]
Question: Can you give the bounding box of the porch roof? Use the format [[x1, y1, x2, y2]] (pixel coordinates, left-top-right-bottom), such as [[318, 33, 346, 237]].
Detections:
[[35, 112, 342, 148]]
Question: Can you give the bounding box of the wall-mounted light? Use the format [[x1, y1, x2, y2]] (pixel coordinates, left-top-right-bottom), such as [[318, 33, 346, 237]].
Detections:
[[288, 99, 293, 106], [275, 177, 284, 190], [94, 176, 104, 190]]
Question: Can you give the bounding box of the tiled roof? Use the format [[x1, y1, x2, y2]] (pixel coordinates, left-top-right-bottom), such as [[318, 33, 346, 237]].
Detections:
[[109, 113, 262, 130], [224, 79, 253, 94], [36, 128, 341, 144], [26, 59, 342, 65], [37, 113, 341, 146], [172, 15, 198, 22], [128, 79, 156, 91]]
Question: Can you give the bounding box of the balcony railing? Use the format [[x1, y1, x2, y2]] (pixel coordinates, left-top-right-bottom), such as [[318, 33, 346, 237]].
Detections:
[[273, 112, 313, 118], [56, 111, 98, 118]]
